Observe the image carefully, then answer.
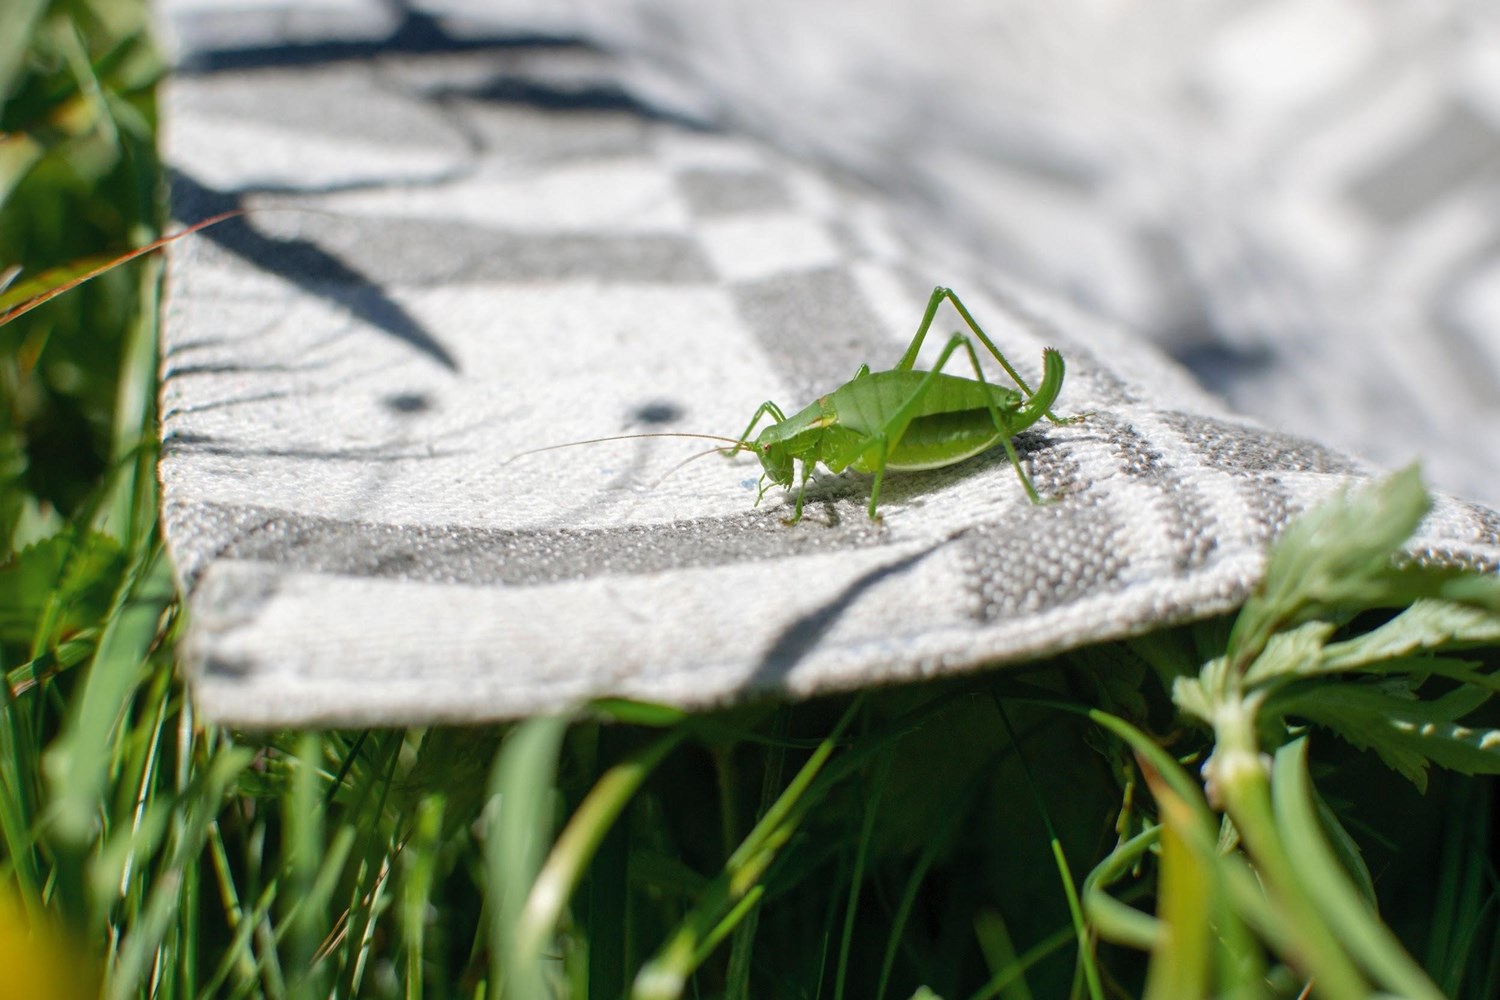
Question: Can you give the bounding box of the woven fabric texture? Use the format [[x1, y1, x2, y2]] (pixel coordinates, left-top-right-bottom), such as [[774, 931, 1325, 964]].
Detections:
[[160, 5, 1500, 725]]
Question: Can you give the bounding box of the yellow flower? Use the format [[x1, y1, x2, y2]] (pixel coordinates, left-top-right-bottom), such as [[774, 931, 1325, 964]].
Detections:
[[0, 889, 100, 1000]]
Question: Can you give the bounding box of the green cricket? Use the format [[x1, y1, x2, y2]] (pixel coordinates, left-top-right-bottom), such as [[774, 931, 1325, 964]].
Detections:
[[512, 286, 1085, 522]]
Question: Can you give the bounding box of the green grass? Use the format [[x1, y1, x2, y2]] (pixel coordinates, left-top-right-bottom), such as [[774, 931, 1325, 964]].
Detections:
[[5, 3, 1500, 998]]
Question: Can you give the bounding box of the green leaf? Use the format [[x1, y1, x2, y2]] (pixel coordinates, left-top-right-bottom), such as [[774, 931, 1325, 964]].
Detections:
[[1320, 600, 1500, 671], [1227, 467, 1500, 673], [0, 532, 125, 645], [1281, 681, 1500, 792], [590, 697, 690, 727], [1169, 673, 1214, 725], [1242, 621, 1337, 687], [1230, 466, 1430, 664]]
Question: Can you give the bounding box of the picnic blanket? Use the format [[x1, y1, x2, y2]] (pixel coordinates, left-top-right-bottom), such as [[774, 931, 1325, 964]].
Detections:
[[159, 1, 1500, 726]]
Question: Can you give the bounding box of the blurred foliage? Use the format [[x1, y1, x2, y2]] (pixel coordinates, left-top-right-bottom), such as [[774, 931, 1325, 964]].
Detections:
[[0, 0, 164, 538], [0, 882, 101, 999]]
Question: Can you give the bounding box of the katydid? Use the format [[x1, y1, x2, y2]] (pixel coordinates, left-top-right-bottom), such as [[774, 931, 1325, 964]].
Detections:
[[512, 286, 1085, 523]]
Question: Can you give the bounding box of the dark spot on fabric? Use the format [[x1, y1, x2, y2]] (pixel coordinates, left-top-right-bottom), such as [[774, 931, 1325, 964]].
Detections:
[[385, 392, 433, 414], [632, 400, 683, 424]]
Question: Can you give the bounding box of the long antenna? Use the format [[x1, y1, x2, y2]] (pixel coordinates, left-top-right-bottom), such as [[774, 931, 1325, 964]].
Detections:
[[648, 445, 742, 489], [503, 431, 751, 466]]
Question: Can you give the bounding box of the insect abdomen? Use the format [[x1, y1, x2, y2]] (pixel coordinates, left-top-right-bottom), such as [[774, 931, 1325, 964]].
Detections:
[[870, 411, 1003, 472]]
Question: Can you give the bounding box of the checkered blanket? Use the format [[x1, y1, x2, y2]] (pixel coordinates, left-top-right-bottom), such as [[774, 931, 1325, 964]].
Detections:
[[160, 3, 1500, 725]]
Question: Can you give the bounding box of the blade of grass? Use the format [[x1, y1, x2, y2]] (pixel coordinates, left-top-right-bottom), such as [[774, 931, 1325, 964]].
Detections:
[[971, 909, 1033, 1000], [1426, 778, 1497, 995], [0, 640, 43, 907], [634, 700, 860, 1000], [834, 748, 892, 1000], [0, 0, 48, 89], [723, 708, 788, 1000], [285, 733, 326, 999], [516, 726, 687, 962], [0, 211, 241, 327], [587, 724, 635, 1000], [401, 794, 445, 1000], [487, 715, 572, 999], [107, 746, 253, 1000], [332, 733, 402, 999], [1271, 738, 1445, 1000], [43, 542, 173, 927], [991, 697, 1101, 1000], [200, 819, 262, 998], [1140, 794, 1210, 999], [106, 253, 160, 543], [874, 752, 997, 1000], [966, 919, 1081, 1000]]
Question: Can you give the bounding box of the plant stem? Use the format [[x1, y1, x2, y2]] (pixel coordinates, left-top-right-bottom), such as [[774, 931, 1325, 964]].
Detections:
[[1209, 700, 1367, 999]]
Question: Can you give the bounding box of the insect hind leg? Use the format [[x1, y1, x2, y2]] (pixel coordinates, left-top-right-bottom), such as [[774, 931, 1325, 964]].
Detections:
[[899, 286, 1076, 426], [860, 332, 996, 516], [998, 434, 1044, 505], [910, 332, 1049, 506]]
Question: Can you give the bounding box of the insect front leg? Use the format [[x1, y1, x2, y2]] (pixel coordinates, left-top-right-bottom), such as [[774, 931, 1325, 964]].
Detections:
[[728, 400, 787, 456], [787, 459, 816, 524], [865, 432, 893, 520]]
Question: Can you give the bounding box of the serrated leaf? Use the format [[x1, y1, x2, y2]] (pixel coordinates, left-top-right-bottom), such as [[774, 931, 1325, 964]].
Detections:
[[1170, 675, 1213, 725], [1243, 621, 1337, 687], [1230, 467, 1432, 664], [0, 532, 125, 644], [1322, 600, 1500, 674], [1227, 467, 1500, 684], [1281, 682, 1500, 792]]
